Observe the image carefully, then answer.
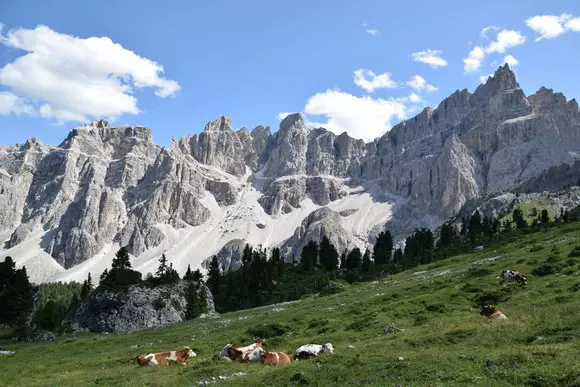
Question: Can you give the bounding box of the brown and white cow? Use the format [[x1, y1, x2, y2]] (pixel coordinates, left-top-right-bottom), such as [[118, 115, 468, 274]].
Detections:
[[135, 347, 196, 366], [480, 304, 508, 320], [220, 340, 263, 363], [497, 269, 528, 285], [260, 350, 292, 366]]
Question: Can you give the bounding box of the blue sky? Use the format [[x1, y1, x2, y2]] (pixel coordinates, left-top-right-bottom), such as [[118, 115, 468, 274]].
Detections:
[[1, 0, 580, 145]]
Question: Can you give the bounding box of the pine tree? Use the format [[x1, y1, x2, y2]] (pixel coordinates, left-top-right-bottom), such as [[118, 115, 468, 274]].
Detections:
[[319, 236, 339, 271], [111, 247, 131, 270], [0, 256, 16, 292], [339, 252, 347, 269], [393, 248, 403, 265], [185, 281, 201, 320], [373, 231, 393, 265], [361, 249, 373, 272], [206, 256, 221, 296], [540, 209, 549, 224], [439, 223, 454, 247], [345, 248, 362, 270], [299, 241, 318, 272], [513, 208, 527, 229], [156, 254, 169, 278], [99, 269, 108, 284], [469, 210, 482, 242], [192, 269, 203, 282], [184, 264, 193, 281], [199, 285, 208, 314], [3, 266, 34, 329]]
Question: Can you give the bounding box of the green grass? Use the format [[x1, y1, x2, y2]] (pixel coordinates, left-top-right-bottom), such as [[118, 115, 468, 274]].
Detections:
[[1, 223, 580, 386]]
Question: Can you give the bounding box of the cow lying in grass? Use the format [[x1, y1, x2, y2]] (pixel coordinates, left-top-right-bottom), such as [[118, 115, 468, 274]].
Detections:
[[220, 341, 263, 363], [136, 347, 196, 366], [497, 269, 528, 285], [260, 350, 292, 366], [480, 304, 508, 320], [294, 343, 334, 360]]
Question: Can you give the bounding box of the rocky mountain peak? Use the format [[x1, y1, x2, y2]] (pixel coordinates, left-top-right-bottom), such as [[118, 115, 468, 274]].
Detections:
[[203, 116, 232, 132], [279, 113, 305, 131]]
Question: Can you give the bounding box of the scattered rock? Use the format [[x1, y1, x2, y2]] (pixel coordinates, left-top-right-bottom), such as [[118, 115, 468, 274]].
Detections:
[[0, 351, 15, 355], [383, 324, 401, 334], [24, 330, 56, 342]]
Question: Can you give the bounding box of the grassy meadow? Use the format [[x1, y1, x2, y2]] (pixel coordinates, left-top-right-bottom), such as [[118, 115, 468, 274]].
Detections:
[[1, 222, 579, 386]]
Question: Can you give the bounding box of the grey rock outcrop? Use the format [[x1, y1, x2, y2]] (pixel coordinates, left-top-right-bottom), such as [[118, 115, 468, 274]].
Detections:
[[66, 281, 214, 333]]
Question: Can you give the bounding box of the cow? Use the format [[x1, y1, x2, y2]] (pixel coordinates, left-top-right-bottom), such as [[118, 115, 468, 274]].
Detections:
[[220, 341, 263, 363], [260, 350, 292, 366], [480, 304, 508, 320], [497, 269, 528, 285], [135, 347, 196, 366], [294, 343, 334, 360]]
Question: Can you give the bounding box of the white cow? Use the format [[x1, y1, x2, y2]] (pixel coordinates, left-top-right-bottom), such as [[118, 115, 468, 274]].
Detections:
[[294, 343, 334, 360]]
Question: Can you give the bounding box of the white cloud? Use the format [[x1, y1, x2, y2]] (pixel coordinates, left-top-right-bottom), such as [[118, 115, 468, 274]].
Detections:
[[411, 49, 448, 68], [304, 89, 406, 141], [464, 46, 485, 72], [406, 75, 437, 93], [464, 29, 525, 73], [0, 24, 180, 123], [526, 14, 572, 41], [479, 73, 493, 83], [277, 112, 292, 120], [353, 69, 397, 93], [481, 25, 499, 40], [0, 91, 34, 115], [485, 29, 526, 54], [362, 22, 380, 36], [503, 54, 519, 67], [566, 17, 580, 31]]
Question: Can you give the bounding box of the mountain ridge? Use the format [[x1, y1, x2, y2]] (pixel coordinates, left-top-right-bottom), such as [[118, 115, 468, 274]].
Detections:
[[1, 64, 579, 283]]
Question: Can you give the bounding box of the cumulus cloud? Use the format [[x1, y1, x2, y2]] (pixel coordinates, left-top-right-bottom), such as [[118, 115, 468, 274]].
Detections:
[[485, 29, 526, 54], [481, 25, 500, 40], [464, 46, 485, 72], [0, 24, 180, 123], [303, 89, 406, 141], [406, 75, 437, 93], [566, 17, 580, 31], [411, 49, 448, 68], [463, 29, 525, 72], [362, 22, 380, 36], [526, 13, 572, 41], [0, 91, 34, 115], [353, 69, 397, 93], [503, 54, 519, 67]]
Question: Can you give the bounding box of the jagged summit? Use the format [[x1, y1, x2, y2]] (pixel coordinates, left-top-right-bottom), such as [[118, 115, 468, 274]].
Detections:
[[203, 115, 232, 132]]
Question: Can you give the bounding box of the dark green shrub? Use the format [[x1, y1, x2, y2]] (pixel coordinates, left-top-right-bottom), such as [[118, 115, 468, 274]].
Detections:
[[532, 264, 560, 277], [246, 323, 289, 339]]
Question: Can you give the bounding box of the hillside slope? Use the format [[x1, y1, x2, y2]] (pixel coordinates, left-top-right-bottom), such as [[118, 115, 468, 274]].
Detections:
[[1, 223, 579, 386]]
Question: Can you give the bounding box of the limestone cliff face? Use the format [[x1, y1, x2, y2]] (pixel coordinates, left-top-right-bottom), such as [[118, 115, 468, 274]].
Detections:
[[2, 64, 579, 278]]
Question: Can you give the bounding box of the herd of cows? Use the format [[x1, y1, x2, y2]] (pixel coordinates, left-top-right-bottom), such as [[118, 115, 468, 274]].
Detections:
[[135, 340, 334, 367], [134, 269, 527, 368]]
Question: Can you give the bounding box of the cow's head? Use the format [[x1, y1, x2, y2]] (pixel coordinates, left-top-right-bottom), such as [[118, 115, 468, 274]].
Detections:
[[256, 340, 264, 347], [480, 304, 496, 317], [135, 355, 148, 367], [227, 346, 244, 361], [322, 343, 334, 354], [220, 344, 233, 357], [183, 346, 196, 359]]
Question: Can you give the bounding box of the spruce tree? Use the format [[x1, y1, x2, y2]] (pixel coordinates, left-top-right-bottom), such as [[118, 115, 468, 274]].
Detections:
[[198, 285, 208, 314], [207, 256, 221, 297], [300, 241, 318, 272], [192, 269, 203, 282], [439, 223, 454, 247], [185, 281, 201, 320], [373, 231, 393, 265], [393, 248, 403, 266], [184, 264, 193, 281], [156, 254, 169, 279], [0, 256, 16, 291], [541, 209, 550, 224], [345, 248, 362, 270], [3, 266, 34, 329], [100, 268, 108, 284], [112, 247, 131, 270], [361, 249, 373, 272], [319, 236, 339, 271], [513, 208, 527, 229]]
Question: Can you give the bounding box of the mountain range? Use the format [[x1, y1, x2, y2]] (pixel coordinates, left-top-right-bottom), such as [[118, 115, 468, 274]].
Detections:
[[1, 64, 579, 283]]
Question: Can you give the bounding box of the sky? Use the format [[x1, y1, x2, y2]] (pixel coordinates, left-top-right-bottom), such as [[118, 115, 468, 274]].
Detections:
[[1, 0, 580, 145]]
